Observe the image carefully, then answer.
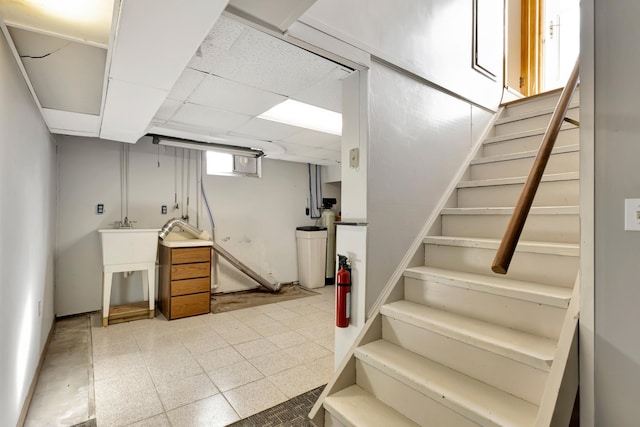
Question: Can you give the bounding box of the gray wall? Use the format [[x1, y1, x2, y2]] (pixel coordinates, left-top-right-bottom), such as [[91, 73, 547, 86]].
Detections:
[[56, 135, 336, 316], [588, 1, 640, 425], [0, 31, 57, 427], [301, 0, 501, 313]]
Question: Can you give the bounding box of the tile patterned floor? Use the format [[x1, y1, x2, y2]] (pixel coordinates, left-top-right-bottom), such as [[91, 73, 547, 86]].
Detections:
[[25, 285, 335, 427]]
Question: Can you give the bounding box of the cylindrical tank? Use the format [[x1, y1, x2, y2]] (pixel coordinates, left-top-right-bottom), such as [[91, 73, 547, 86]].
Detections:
[[320, 208, 336, 283]]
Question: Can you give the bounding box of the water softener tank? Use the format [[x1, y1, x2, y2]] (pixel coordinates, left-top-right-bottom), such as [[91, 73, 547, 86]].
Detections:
[[320, 198, 337, 284]]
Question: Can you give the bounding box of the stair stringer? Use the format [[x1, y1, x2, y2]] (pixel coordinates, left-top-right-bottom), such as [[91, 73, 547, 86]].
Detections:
[[535, 275, 580, 427], [308, 106, 503, 425]]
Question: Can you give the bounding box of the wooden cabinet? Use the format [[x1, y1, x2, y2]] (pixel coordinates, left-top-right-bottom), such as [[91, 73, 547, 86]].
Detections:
[[158, 245, 211, 320]]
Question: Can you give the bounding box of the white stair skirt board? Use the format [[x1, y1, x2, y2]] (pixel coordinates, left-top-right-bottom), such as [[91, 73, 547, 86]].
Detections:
[[324, 384, 419, 427], [493, 106, 579, 136], [456, 173, 579, 208], [355, 340, 539, 426], [440, 206, 580, 243], [483, 126, 580, 157], [469, 146, 579, 180]]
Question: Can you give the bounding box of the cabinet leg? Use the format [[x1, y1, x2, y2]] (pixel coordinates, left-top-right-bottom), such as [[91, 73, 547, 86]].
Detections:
[[102, 271, 113, 327]]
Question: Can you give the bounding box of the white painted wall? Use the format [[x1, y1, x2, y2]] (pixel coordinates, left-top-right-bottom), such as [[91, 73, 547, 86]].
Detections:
[[301, 0, 504, 109], [585, 1, 640, 425], [56, 135, 337, 315], [0, 31, 57, 427]]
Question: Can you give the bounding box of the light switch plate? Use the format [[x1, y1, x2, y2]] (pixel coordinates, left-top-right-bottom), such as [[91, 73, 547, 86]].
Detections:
[[624, 199, 640, 230]]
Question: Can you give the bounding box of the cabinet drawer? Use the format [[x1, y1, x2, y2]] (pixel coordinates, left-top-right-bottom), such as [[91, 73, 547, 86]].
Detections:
[[171, 262, 210, 280], [171, 277, 210, 297], [170, 293, 210, 319], [171, 247, 210, 265]]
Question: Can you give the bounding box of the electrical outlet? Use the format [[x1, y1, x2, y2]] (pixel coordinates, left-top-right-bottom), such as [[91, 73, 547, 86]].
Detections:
[[305, 207, 310, 215], [349, 148, 359, 168], [161, 205, 167, 215], [97, 203, 104, 214], [624, 199, 640, 230]]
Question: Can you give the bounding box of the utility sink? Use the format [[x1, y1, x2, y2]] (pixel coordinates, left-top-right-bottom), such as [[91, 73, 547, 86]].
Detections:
[[160, 231, 213, 248], [97, 228, 160, 326], [98, 228, 160, 266]]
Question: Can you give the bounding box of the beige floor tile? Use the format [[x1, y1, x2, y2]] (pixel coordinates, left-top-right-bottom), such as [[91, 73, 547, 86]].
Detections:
[[238, 313, 275, 328], [256, 302, 292, 313], [296, 322, 335, 340], [146, 356, 204, 385], [250, 321, 291, 337], [218, 324, 262, 345], [93, 352, 146, 382], [206, 360, 264, 392], [224, 378, 289, 418], [313, 333, 335, 352], [276, 297, 314, 309], [247, 349, 299, 376], [267, 365, 328, 399], [92, 338, 140, 361], [284, 341, 332, 364], [95, 386, 164, 427], [155, 373, 219, 411], [182, 330, 229, 355], [264, 308, 299, 321], [228, 306, 263, 320], [195, 346, 245, 371], [233, 338, 279, 359], [287, 303, 323, 315], [125, 413, 172, 427], [94, 369, 154, 399], [304, 355, 335, 381], [267, 330, 309, 349], [166, 394, 240, 427]]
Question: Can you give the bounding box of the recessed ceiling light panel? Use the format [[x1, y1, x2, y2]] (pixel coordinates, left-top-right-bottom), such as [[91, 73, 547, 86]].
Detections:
[[258, 99, 342, 136]]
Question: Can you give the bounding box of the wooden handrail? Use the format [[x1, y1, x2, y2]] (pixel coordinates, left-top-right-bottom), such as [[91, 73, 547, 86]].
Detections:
[[492, 59, 580, 274]]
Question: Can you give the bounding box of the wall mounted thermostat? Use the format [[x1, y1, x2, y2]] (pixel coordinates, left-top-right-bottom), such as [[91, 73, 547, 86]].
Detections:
[[97, 204, 104, 215], [624, 199, 640, 231]]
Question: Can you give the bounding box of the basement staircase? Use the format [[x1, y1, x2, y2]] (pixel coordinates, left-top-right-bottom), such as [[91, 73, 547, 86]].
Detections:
[[312, 88, 580, 426]]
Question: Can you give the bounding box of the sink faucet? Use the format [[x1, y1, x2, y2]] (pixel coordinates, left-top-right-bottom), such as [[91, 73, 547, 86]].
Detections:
[[113, 217, 136, 229]]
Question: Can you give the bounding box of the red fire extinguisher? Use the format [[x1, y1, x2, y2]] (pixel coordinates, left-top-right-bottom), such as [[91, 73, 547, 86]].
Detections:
[[336, 254, 351, 328]]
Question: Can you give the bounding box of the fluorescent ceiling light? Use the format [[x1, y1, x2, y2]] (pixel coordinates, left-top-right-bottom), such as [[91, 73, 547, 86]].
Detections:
[[24, 0, 111, 25], [258, 99, 342, 136]]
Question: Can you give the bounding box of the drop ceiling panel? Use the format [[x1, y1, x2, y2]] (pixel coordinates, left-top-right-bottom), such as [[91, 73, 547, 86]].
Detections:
[[9, 26, 106, 114], [276, 141, 317, 156], [168, 68, 206, 101], [171, 103, 251, 132], [291, 67, 349, 113], [188, 74, 286, 115], [154, 99, 182, 122], [230, 117, 304, 141], [0, 0, 114, 46], [283, 129, 341, 148], [303, 148, 341, 163], [43, 108, 100, 136], [108, 0, 227, 90], [227, 0, 317, 31]]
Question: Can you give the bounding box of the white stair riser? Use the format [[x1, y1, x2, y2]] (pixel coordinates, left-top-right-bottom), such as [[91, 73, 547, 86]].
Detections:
[[403, 277, 565, 339], [355, 359, 478, 427], [494, 108, 579, 136], [500, 94, 579, 118], [457, 180, 579, 208], [381, 317, 548, 405], [424, 244, 579, 287], [324, 413, 347, 427], [483, 127, 579, 157], [470, 151, 578, 180], [441, 212, 579, 243]]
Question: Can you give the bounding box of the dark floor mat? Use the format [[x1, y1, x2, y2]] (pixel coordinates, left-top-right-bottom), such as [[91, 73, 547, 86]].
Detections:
[[211, 283, 322, 313], [227, 385, 325, 426]]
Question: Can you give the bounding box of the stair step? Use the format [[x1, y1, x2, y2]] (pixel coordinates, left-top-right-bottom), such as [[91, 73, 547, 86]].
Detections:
[[471, 143, 579, 165], [500, 88, 579, 117], [495, 103, 580, 126], [441, 206, 580, 243], [324, 384, 419, 427], [458, 171, 579, 189], [456, 172, 579, 208], [470, 146, 579, 180], [423, 236, 579, 286], [483, 126, 579, 157], [423, 236, 579, 257], [493, 106, 579, 136], [382, 301, 556, 371], [355, 340, 539, 426], [403, 266, 572, 308]]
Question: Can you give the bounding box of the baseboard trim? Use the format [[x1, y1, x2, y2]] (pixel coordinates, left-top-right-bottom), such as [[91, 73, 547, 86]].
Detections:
[[16, 318, 56, 427]]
